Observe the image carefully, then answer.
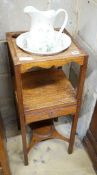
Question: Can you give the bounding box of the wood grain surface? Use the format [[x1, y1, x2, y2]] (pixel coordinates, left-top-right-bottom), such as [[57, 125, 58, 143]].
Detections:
[[20, 68, 77, 123]]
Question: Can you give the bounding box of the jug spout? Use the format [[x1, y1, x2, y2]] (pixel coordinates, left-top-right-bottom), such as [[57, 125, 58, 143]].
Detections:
[[24, 6, 38, 15]]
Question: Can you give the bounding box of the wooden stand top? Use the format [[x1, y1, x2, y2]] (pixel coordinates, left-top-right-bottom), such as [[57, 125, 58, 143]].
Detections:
[[6, 30, 87, 70]]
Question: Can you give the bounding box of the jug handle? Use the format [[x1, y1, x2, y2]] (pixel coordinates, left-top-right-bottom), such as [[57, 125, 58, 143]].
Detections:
[[56, 9, 68, 34]]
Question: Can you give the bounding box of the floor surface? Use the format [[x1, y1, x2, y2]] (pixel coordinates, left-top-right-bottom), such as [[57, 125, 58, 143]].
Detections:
[[6, 135, 96, 175]]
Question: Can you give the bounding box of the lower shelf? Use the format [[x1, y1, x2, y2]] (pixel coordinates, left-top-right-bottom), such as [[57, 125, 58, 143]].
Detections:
[[28, 119, 70, 152]]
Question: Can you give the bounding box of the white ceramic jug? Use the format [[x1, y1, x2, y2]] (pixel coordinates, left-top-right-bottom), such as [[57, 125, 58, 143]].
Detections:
[[24, 6, 68, 52]]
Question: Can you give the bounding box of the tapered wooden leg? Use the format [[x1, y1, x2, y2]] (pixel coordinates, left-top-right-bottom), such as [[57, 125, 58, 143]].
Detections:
[[68, 56, 88, 153], [68, 115, 78, 154], [14, 66, 28, 165], [21, 124, 28, 165]]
